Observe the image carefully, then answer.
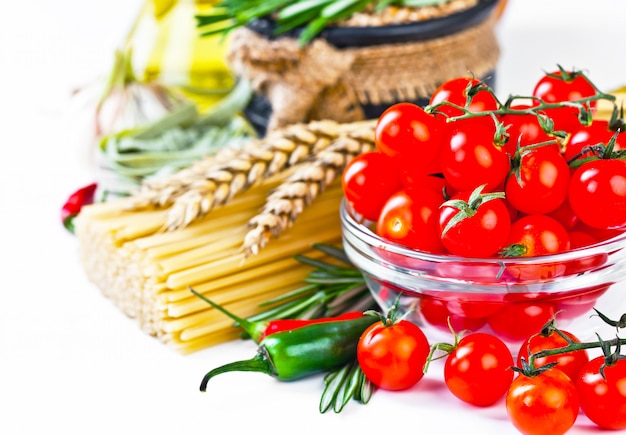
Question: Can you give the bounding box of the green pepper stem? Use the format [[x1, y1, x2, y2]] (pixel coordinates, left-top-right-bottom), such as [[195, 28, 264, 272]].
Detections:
[[199, 352, 275, 391]]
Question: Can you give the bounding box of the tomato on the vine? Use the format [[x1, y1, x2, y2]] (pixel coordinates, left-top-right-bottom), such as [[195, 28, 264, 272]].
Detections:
[[444, 332, 514, 406], [342, 150, 403, 221], [532, 68, 597, 132], [429, 76, 499, 118], [569, 157, 626, 229], [576, 355, 626, 430], [505, 145, 571, 215], [376, 186, 445, 253], [506, 368, 580, 435], [357, 316, 430, 391], [499, 104, 558, 156], [375, 102, 444, 176], [440, 121, 511, 192], [563, 119, 625, 162], [438, 185, 511, 258], [517, 329, 589, 381]]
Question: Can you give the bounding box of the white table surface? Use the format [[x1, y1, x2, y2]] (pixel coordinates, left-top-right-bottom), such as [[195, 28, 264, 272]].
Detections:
[[2, 1, 626, 434]]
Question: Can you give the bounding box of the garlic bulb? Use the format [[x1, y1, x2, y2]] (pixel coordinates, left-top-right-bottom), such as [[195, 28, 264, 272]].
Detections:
[[94, 48, 193, 137]]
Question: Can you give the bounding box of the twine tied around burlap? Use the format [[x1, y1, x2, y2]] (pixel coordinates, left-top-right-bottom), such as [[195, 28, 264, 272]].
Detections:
[[227, 15, 500, 133]]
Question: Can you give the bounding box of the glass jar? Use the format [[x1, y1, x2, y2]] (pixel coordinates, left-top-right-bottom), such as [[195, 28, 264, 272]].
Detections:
[[126, 0, 236, 111]]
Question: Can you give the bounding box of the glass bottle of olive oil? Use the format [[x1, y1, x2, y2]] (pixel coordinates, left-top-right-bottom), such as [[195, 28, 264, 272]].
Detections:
[[127, 0, 235, 112]]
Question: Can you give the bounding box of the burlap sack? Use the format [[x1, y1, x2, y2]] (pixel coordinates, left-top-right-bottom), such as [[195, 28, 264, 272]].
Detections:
[[227, 14, 500, 133]]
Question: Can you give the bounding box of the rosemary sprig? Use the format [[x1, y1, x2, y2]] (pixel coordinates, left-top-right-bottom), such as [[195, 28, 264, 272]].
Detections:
[[196, 0, 452, 45], [244, 243, 374, 324], [242, 242, 376, 413], [320, 359, 375, 413]]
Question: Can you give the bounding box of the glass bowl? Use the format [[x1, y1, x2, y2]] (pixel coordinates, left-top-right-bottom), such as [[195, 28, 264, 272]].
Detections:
[[340, 199, 626, 352]]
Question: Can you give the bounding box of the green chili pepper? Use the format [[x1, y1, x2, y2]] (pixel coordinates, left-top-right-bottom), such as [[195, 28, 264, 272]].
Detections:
[[190, 287, 364, 343], [199, 315, 377, 390]]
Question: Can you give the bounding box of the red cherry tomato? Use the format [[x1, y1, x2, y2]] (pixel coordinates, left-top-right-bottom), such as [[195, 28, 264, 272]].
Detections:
[[567, 230, 598, 249], [517, 329, 589, 381], [576, 356, 626, 430], [505, 146, 571, 215], [376, 186, 445, 253], [504, 214, 571, 257], [357, 318, 430, 391], [506, 368, 580, 435], [444, 333, 514, 406], [572, 221, 626, 243], [553, 284, 608, 321], [375, 102, 444, 176], [564, 119, 625, 162], [500, 104, 558, 156], [568, 158, 626, 229], [342, 150, 403, 221], [434, 260, 514, 285], [401, 173, 452, 197], [440, 121, 511, 192], [547, 199, 579, 231], [501, 215, 570, 281], [439, 186, 511, 258], [488, 301, 556, 342], [532, 68, 597, 132], [419, 296, 487, 333], [429, 76, 499, 118]]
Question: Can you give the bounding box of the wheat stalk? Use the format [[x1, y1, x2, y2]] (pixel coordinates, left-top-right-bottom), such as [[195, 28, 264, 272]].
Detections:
[[242, 122, 376, 256], [155, 119, 376, 231]]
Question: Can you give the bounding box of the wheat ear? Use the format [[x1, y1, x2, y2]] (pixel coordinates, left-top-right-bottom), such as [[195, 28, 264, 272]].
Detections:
[[242, 122, 376, 256], [159, 119, 376, 231]]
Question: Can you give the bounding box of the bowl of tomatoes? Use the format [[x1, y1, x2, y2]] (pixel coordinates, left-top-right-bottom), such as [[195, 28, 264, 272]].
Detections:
[[340, 68, 626, 350]]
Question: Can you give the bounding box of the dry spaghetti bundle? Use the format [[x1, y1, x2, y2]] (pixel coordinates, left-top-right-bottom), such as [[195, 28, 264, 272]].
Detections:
[[75, 119, 375, 353]]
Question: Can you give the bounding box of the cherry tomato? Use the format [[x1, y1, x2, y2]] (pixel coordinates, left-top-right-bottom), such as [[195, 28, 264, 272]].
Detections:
[[563, 119, 625, 162], [438, 186, 511, 258], [568, 158, 626, 229], [547, 199, 579, 231], [440, 121, 511, 192], [342, 150, 403, 221], [500, 104, 558, 156], [567, 230, 598, 249], [376, 186, 445, 253], [562, 232, 607, 275], [488, 301, 556, 342], [501, 215, 570, 280], [505, 146, 570, 215], [357, 318, 430, 391], [532, 68, 597, 132], [401, 173, 452, 198], [375, 102, 444, 176], [506, 368, 580, 435], [503, 214, 570, 257], [444, 333, 514, 406], [419, 296, 487, 333], [576, 356, 626, 430], [434, 260, 515, 285], [553, 284, 608, 320], [517, 329, 589, 381], [429, 76, 499, 118], [572, 221, 626, 243]]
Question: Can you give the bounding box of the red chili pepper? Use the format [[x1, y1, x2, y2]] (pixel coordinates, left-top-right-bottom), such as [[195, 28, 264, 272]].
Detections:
[[61, 182, 97, 234], [189, 287, 364, 343], [258, 312, 365, 341]]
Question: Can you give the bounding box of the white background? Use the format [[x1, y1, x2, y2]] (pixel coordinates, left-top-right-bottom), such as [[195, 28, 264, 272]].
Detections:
[[2, 1, 626, 434]]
